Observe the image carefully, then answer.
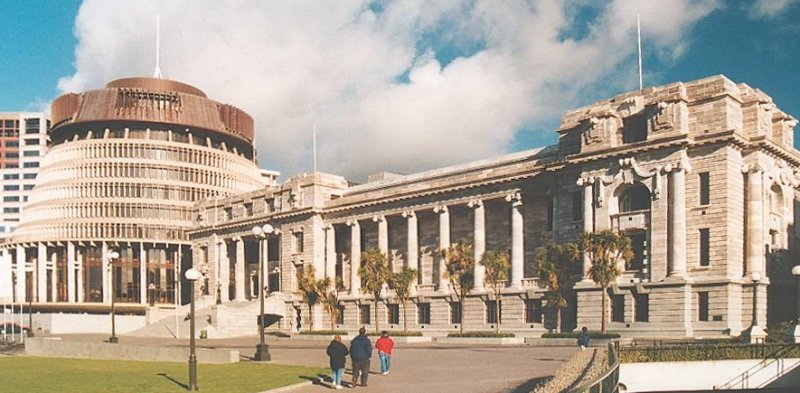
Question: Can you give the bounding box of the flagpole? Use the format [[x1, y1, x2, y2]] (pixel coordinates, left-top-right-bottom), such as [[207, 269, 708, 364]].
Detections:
[[637, 13, 643, 90]]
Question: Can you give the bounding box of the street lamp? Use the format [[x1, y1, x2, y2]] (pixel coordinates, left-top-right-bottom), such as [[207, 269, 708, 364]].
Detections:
[[107, 250, 120, 344], [791, 266, 800, 343], [185, 267, 201, 391], [251, 224, 273, 361], [743, 271, 766, 344]]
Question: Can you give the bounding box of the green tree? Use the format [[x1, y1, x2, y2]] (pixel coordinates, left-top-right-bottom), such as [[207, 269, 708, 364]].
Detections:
[[480, 250, 510, 333], [296, 265, 330, 332], [535, 240, 579, 333], [442, 240, 475, 334], [359, 247, 391, 333], [388, 267, 418, 333], [579, 229, 633, 333], [320, 282, 341, 331]]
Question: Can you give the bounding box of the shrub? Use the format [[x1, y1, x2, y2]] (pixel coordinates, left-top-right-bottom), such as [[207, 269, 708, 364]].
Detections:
[[766, 321, 794, 343], [541, 332, 621, 339], [447, 331, 515, 338], [265, 331, 291, 338], [298, 330, 348, 336], [367, 331, 423, 337]]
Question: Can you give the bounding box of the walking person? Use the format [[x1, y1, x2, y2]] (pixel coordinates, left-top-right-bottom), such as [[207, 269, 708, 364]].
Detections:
[[349, 327, 372, 387], [375, 330, 394, 375], [577, 326, 591, 350], [326, 335, 349, 389]]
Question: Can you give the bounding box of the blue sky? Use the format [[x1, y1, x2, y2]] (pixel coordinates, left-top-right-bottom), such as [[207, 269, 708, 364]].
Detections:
[[1, 1, 799, 179]]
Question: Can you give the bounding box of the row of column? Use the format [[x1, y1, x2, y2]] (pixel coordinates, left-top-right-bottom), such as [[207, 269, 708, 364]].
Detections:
[[329, 193, 526, 295]]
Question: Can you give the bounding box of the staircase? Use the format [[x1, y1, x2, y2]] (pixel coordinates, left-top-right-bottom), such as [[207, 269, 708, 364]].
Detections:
[[714, 345, 800, 390]]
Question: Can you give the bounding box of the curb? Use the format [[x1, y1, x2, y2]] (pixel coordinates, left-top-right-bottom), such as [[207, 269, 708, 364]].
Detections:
[[258, 378, 322, 393]]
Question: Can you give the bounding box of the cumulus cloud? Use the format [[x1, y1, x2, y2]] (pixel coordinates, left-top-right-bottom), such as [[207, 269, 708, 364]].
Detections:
[[751, 0, 798, 19], [59, 0, 720, 181]]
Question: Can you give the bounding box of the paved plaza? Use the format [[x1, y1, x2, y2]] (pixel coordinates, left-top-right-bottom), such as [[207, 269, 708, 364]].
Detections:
[[40, 334, 576, 393]]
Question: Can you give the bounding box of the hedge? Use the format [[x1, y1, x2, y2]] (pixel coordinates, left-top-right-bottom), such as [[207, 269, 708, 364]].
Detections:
[[298, 330, 349, 336], [541, 332, 621, 339], [367, 331, 423, 337], [447, 331, 516, 338]]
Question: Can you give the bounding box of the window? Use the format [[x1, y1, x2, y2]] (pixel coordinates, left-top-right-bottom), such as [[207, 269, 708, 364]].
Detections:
[[3, 185, 19, 191], [417, 303, 431, 325], [23, 173, 36, 179], [244, 202, 253, 217], [22, 150, 38, 157], [5, 163, 17, 168], [628, 232, 647, 270], [699, 172, 710, 205], [634, 294, 649, 322], [611, 295, 625, 323], [699, 228, 710, 267], [23, 185, 34, 190], [359, 305, 371, 325], [294, 232, 304, 254], [525, 299, 543, 324], [3, 207, 19, 214], [619, 184, 651, 212], [23, 162, 38, 168], [3, 174, 18, 180], [224, 207, 232, 220], [486, 300, 502, 324], [546, 198, 554, 231], [336, 305, 345, 325], [572, 191, 582, 221], [450, 302, 462, 324], [5, 152, 18, 159], [387, 304, 400, 325], [5, 141, 18, 147], [3, 196, 19, 202], [698, 292, 709, 321], [23, 139, 39, 146]]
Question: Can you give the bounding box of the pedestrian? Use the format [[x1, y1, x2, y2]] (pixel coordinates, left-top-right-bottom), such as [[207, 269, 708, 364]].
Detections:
[[326, 335, 349, 389], [578, 326, 590, 350], [349, 327, 372, 388], [375, 330, 394, 375]]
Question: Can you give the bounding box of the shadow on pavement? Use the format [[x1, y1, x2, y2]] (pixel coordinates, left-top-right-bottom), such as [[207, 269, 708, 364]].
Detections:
[[509, 376, 551, 393], [157, 373, 188, 390]]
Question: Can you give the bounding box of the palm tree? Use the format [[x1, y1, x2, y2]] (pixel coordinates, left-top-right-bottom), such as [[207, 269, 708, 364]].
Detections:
[[578, 229, 633, 333], [442, 240, 475, 334], [359, 247, 391, 333], [480, 250, 510, 333], [388, 267, 418, 333], [296, 265, 331, 332], [320, 282, 341, 331], [535, 240, 579, 333]]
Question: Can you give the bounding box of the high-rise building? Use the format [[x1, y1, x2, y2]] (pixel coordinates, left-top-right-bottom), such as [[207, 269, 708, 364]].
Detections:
[[0, 112, 48, 235], [1, 77, 268, 308]]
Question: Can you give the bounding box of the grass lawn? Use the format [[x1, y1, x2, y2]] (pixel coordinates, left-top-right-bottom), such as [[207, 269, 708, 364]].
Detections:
[[0, 356, 328, 393]]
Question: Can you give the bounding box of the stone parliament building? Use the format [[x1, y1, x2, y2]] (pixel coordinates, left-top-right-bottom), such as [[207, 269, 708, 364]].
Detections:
[[2, 74, 798, 338]]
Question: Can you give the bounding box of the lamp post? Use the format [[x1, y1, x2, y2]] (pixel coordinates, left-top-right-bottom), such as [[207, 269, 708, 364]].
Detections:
[[185, 267, 201, 391], [107, 250, 120, 344], [251, 224, 273, 361], [743, 271, 766, 344], [791, 266, 800, 343], [27, 298, 33, 338]]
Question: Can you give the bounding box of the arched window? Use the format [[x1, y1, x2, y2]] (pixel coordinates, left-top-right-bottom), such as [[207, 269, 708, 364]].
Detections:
[[618, 184, 651, 212]]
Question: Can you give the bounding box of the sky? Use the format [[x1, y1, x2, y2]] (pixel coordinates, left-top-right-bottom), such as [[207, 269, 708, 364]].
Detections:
[[1, 0, 799, 181]]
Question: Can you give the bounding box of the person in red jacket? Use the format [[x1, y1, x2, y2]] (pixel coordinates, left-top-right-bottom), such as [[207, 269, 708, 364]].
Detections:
[[375, 330, 394, 375]]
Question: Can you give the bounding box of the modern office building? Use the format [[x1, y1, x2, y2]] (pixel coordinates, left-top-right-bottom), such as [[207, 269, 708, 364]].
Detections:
[[189, 75, 799, 338], [0, 77, 268, 310], [0, 112, 48, 235]]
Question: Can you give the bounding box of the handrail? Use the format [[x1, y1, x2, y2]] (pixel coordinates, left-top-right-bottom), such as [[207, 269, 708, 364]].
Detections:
[[714, 344, 799, 390]]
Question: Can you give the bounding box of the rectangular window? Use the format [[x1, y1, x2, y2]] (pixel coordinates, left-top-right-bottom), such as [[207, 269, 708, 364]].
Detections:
[[546, 198, 554, 231], [525, 299, 543, 324], [5, 141, 18, 147], [23, 173, 36, 179], [3, 185, 19, 191], [450, 302, 462, 324], [244, 202, 253, 217], [5, 152, 18, 159], [23, 139, 39, 146], [387, 304, 400, 325], [486, 300, 502, 324], [224, 207, 232, 220], [336, 305, 345, 325], [699, 228, 710, 267], [3, 174, 18, 180], [294, 232, 304, 254], [572, 191, 582, 221], [22, 150, 39, 157], [23, 185, 34, 190], [5, 163, 18, 169], [611, 295, 625, 323], [634, 294, 649, 322], [699, 172, 710, 205], [418, 303, 431, 325], [359, 305, 371, 325], [3, 196, 19, 202], [3, 207, 19, 214], [628, 232, 647, 271], [698, 292, 709, 321], [23, 162, 38, 168]]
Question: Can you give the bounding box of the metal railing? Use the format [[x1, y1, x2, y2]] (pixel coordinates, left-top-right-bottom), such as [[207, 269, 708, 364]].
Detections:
[[714, 343, 800, 390]]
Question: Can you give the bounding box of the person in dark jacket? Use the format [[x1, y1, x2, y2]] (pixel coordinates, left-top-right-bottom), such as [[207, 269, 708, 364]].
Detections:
[[578, 326, 591, 350], [349, 327, 372, 387], [326, 335, 349, 389]]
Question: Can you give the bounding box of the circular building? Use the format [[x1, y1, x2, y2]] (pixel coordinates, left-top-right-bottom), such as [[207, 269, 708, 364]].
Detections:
[[4, 77, 267, 311]]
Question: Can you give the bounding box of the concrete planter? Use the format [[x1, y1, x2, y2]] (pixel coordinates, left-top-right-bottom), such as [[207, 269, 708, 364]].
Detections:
[[435, 337, 524, 345]]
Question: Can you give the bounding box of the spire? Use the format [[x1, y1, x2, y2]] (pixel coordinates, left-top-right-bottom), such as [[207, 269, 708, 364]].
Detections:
[[154, 15, 164, 79]]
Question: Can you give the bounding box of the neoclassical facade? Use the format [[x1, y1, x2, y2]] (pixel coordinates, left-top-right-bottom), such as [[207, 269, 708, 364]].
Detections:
[[0, 77, 270, 310], [189, 75, 800, 337]]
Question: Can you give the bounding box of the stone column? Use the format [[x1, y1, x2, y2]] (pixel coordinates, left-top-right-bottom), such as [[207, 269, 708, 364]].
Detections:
[[325, 225, 337, 280], [507, 192, 524, 288], [469, 200, 486, 291], [434, 205, 450, 291], [49, 250, 57, 302], [235, 237, 245, 301], [139, 242, 147, 304], [15, 246, 25, 302], [668, 164, 687, 278], [744, 164, 765, 276], [219, 240, 230, 302], [402, 211, 418, 295], [375, 215, 389, 258], [578, 178, 594, 280], [348, 220, 361, 295], [37, 242, 46, 302], [76, 247, 84, 303], [67, 242, 76, 302]]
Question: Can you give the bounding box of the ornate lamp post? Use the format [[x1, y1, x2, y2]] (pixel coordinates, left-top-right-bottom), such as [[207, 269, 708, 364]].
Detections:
[[251, 224, 273, 361], [791, 266, 800, 343], [107, 250, 120, 344], [185, 267, 201, 391], [743, 271, 766, 344]]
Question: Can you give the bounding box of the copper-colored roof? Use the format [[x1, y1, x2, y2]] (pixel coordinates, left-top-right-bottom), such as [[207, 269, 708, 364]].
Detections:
[[51, 77, 254, 143]]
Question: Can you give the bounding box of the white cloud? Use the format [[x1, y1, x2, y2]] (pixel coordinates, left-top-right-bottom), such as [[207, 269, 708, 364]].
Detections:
[[751, 0, 798, 19], [59, 0, 720, 181]]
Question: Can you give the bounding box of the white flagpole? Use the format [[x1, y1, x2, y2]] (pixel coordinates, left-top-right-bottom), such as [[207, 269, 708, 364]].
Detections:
[[637, 13, 643, 90], [312, 125, 318, 173]]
